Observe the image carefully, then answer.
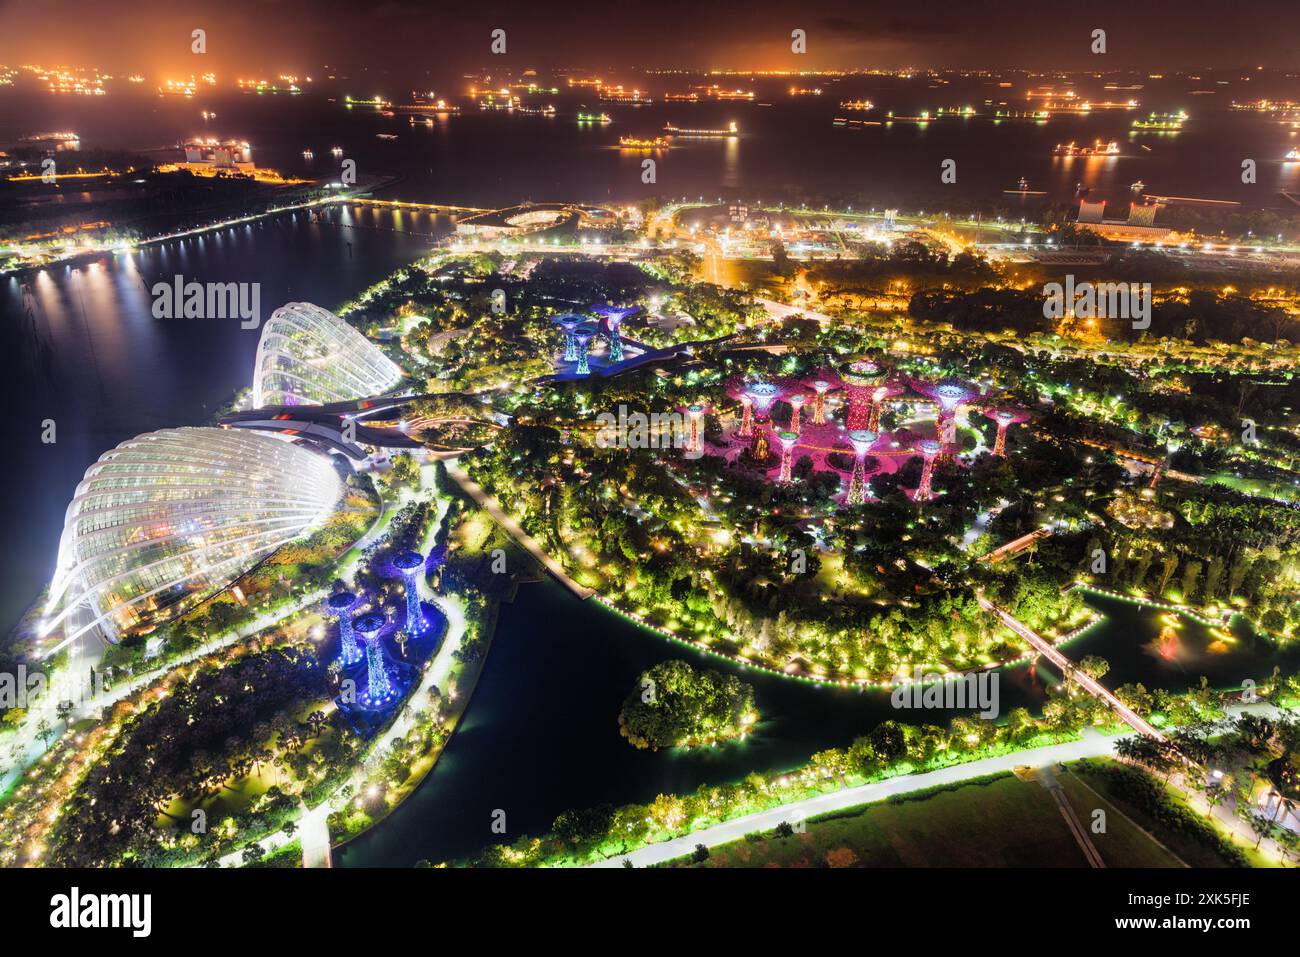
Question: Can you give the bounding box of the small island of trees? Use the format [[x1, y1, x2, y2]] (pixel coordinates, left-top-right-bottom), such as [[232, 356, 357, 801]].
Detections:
[[619, 660, 758, 750]]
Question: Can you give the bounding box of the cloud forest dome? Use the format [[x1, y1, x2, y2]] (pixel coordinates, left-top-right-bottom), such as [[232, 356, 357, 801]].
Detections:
[[41, 427, 343, 652], [251, 302, 403, 408]]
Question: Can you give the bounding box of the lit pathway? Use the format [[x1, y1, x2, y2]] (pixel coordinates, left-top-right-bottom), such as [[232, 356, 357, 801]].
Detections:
[[591, 703, 1282, 869], [444, 461, 594, 599], [976, 594, 1165, 741], [591, 729, 1122, 867]]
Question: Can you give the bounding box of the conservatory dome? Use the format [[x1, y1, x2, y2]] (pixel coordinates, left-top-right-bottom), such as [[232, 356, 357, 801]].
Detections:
[[41, 427, 342, 652], [251, 302, 402, 408]]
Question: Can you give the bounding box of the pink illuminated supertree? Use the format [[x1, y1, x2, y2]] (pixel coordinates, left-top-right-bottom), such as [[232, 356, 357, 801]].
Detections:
[[811, 380, 832, 425], [744, 382, 781, 454], [788, 394, 806, 434], [914, 439, 943, 502], [840, 361, 885, 431], [984, 408, 1031, 457], [685, 403, 706, 458], [845, 429, 877, 505], [738, 394, 755, 437], [777, 431, 799, 483], [911, 379, 977, 442]]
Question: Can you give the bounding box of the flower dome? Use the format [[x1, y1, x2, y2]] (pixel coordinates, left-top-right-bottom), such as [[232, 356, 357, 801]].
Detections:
[[41, 427, 343, 652]]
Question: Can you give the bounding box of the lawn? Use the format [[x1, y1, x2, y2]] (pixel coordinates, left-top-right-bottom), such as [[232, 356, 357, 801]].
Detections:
[[1057, 772, 1185, 867], [679, 773, 1094, 867]]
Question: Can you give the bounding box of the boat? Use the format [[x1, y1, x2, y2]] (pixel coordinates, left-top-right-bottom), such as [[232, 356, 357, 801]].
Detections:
[[1004, 176, 1046, 195], [577, 112, 611, 123], [1131, 110, 1187, 131], [839, 99, 874, 111], [618, 136, 668, 149], [376, 133, 397, 140], [1053, 140, 1120, 156], [663, 121, 738, 136], [1286, 149, 1300, 161], [330, 146, 343, 156], [302, 148, 314, 159], [1130, 180, 1146, 191]]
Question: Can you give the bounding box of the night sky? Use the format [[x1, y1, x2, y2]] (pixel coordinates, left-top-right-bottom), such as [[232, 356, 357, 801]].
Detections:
[[3, 0, 1299, 80]]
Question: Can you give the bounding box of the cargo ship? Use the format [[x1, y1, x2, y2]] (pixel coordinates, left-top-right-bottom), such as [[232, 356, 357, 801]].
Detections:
[[839, 99, 874, 111], [1053, 140, 1120, 156], [618, 136, 669, 149], [663, 121, 738, 136], [1131, 110, 1187, 131], [577, 112, 611, 123]]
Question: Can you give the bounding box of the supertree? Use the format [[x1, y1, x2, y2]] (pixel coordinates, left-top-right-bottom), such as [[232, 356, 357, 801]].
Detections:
[[846, 430, 877, 505], [912, 379, 977, 442], [788, 394, 806, 434], [593, 305, 637, 363], [914, 439, 943, 502], [840, 361, 885, 430], [393, 550, 428, 635], [353, 612, 395, 708], [745, 381, 780, 427], [810, 380, 832, 425], [738, 394, 755, 437], [327, 591, 362, 668], [685, 403, 706, 459], [554, 314, 582, 362], [777, 431, 799, 483], [573, 321, 599, 376], [984, 408, 1031, 457]]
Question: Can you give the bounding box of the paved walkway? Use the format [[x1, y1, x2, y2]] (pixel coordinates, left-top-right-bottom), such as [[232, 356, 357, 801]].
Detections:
[[592, 702, 1285, 868], [444, 461, 594, 599]]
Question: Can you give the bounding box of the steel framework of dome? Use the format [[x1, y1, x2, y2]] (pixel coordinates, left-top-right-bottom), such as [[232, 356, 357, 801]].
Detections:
[[251, 302, 403, 408], [41, 427, 343, 652]]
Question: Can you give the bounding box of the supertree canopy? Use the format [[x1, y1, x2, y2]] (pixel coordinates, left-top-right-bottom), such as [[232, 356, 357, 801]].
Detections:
[[328, 591, 363, 667], [393, 550, 429, 635]]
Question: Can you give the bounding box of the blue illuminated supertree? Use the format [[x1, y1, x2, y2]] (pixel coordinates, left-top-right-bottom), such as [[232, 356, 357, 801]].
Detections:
[[327, 591, 362, 667], [353, 612, 395, 708], [573, 321, 599, 376], [593, 305, 637, 363], [393, 550, 429, 635], [554, 314, 583, 362]]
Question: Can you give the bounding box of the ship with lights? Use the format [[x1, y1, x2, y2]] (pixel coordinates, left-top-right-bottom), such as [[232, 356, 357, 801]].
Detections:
[[1053, 140, 1120, 156]]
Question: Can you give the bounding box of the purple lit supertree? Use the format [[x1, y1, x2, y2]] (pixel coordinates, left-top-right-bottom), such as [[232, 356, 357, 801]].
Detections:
[[984, 408, 1031, 458], [593, 305, 637, 363], [840, 361, 885, 431], [788, 394, 806, 434], [393, 550, 428, 635], [573, 321, 599, 376], [327, 591, 362, 668], [846, 429, 877, 505], [353, 612, 396, 708], [776, 431, 799, 483], [554, 314, 582, 362], [914, 439, 943, 502], [811, 380, 832, 425]]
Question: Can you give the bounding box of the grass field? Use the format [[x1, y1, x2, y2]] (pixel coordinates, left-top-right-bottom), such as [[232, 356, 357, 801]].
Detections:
[[671, 768, 1200, 868]]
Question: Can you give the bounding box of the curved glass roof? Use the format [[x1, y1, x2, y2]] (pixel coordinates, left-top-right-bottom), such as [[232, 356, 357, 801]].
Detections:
[[42, 427, 342, 651], [252, 302, 403, 408]]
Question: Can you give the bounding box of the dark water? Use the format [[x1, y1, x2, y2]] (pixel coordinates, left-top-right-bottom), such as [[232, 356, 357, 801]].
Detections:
[[1069, 592, 1300, 693], [336, 576, 1055, 867], [4, 78, 1299, 213], [0, 205, 447, 635]]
